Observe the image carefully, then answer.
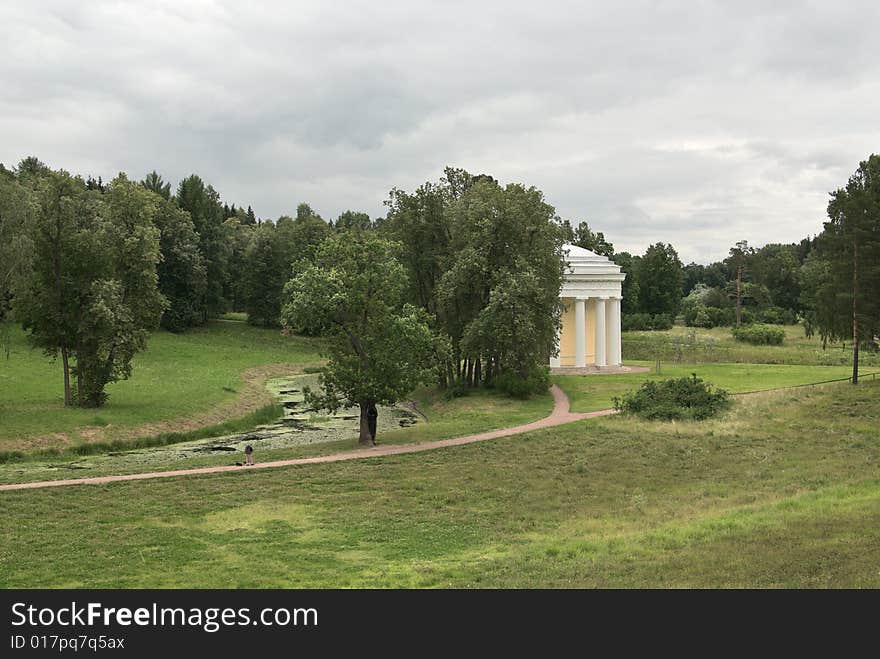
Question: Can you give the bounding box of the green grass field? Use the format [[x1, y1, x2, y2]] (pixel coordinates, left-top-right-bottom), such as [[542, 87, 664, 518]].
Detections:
[[623, 324, 880, 366], [554, 362, 871, 413], [0, 320, 321, 450], [2, 379, 877, 588]]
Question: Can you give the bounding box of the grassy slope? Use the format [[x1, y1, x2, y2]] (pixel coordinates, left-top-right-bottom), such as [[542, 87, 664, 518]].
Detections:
[[622, 324, 880, 366], [554, 362, 866, 413], [1, 380, 878, 588], [0, 321, 320, 447]]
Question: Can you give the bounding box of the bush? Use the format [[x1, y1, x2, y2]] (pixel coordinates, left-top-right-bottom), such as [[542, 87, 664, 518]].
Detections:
[[623, 313, 674, 331], [613, 374, 730, 420], [756, 306, 798, 325], [492, 366, 551, 399], [731, 323, 785, 345], [684, 304, 733, 328]]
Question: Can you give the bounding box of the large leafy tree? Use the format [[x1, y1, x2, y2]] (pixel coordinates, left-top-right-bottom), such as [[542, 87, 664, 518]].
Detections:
[[16, 172, 165, 406], [281, 233, 435, 445], [438, 179, 565, 383], [383, 168, 564, 389], [637, 242, 683, 316]]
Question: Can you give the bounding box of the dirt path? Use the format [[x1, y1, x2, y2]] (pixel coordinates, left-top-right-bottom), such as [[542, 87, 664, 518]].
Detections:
[[0, 386, 613, 492]]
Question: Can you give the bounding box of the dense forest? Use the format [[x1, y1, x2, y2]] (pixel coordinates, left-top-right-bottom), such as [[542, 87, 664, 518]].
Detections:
[[1, 156, 878, 416]]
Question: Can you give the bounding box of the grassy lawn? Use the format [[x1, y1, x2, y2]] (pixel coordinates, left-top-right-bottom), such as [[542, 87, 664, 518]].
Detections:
[[554, 362, 870, 413], [2, 379, 878, 588], [623, 324, 880, 367], [0, 320, 321, 450]]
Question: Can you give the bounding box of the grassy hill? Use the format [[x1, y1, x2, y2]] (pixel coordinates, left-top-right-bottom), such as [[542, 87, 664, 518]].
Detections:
[[2, 378, 877, 588], [0, 320, 321, 451]]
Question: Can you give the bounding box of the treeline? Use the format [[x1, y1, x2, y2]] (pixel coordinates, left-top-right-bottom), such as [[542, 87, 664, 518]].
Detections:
[[0, 157, 378, 405], [1, 160, 568, 409]]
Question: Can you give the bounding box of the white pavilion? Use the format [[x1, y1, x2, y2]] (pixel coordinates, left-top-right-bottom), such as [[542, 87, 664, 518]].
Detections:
[[550, 244, 625, 369]]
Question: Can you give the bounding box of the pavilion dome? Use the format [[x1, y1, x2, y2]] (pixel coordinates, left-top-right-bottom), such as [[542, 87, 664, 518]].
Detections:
[[561, 243, 624, 278]]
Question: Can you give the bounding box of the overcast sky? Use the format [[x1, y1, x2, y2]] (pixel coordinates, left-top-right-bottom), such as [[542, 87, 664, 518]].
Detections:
[[2, 1, 877, 262]]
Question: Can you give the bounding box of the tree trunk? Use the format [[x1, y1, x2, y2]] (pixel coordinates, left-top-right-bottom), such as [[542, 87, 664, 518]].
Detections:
[[358, 401, 374, 446], [61, 346, 71, 407], [852, 237, 859, 385], [474, 357, 481, 386], [735, 264, 743, 327], [466, 358, 473, 387]]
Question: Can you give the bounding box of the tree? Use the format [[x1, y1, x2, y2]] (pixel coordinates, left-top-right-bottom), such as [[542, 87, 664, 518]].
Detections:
[[15, 170, 92, 405], [0, 169, 35, 326], [223, 217, 255, 313], [151, 196, 207, 331], [242, 223, 289, 327], [141, 170, 171, 200], [281, 233, 435, 445], [16, 171, 165, 406], [725, 240, 754, 326], [570, 220, 614, 257], [334, 210, 373, 233], [637, 243, 683, 316], [288, 203, 331, 273], [72, 174, 166, 405], [176, 175, 230, 320], [383, 168, 564, 390], [820, 155, 880, 384], [612, 252, 641, 314], [438, 179, 565, 383]]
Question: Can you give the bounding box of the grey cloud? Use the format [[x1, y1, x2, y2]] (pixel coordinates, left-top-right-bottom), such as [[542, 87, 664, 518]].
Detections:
[[1, 0, 878, 262]]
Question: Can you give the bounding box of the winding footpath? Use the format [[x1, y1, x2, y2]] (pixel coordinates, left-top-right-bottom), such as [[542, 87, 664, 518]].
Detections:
[[0, 386, 614, 492]]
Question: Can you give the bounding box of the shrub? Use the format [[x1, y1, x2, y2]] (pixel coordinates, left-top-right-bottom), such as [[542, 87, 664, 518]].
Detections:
[[623, 313, 674, 331], [650, 313, 674, 330], [492, 366, 551, 399], [731, 323, 785, 345], [684, 304, 733, 328], [613, 374, 730, 420], [757, 306, 798, 325]]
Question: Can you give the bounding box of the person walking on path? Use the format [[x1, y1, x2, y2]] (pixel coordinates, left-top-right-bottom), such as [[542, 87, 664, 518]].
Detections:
[[244, 444, 255, 466]]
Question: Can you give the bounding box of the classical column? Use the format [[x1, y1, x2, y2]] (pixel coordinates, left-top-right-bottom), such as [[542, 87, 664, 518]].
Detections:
[[594, 297, 607, 367], [607, 297, 621, 366], [574, 298, 586, 368]]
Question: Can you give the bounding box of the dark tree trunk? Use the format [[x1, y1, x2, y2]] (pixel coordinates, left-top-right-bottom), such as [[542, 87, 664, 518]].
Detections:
[[61, 346, 71, 407], [466, 358, 473, 387], [852, 238, 859, 385], [474, 357, 481, 386], [735, 264, 743, 327], [358, 401, 374, 446]]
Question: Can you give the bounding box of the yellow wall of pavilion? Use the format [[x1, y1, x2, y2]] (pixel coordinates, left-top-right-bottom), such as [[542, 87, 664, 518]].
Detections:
[[559, 298, 597, 366]]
